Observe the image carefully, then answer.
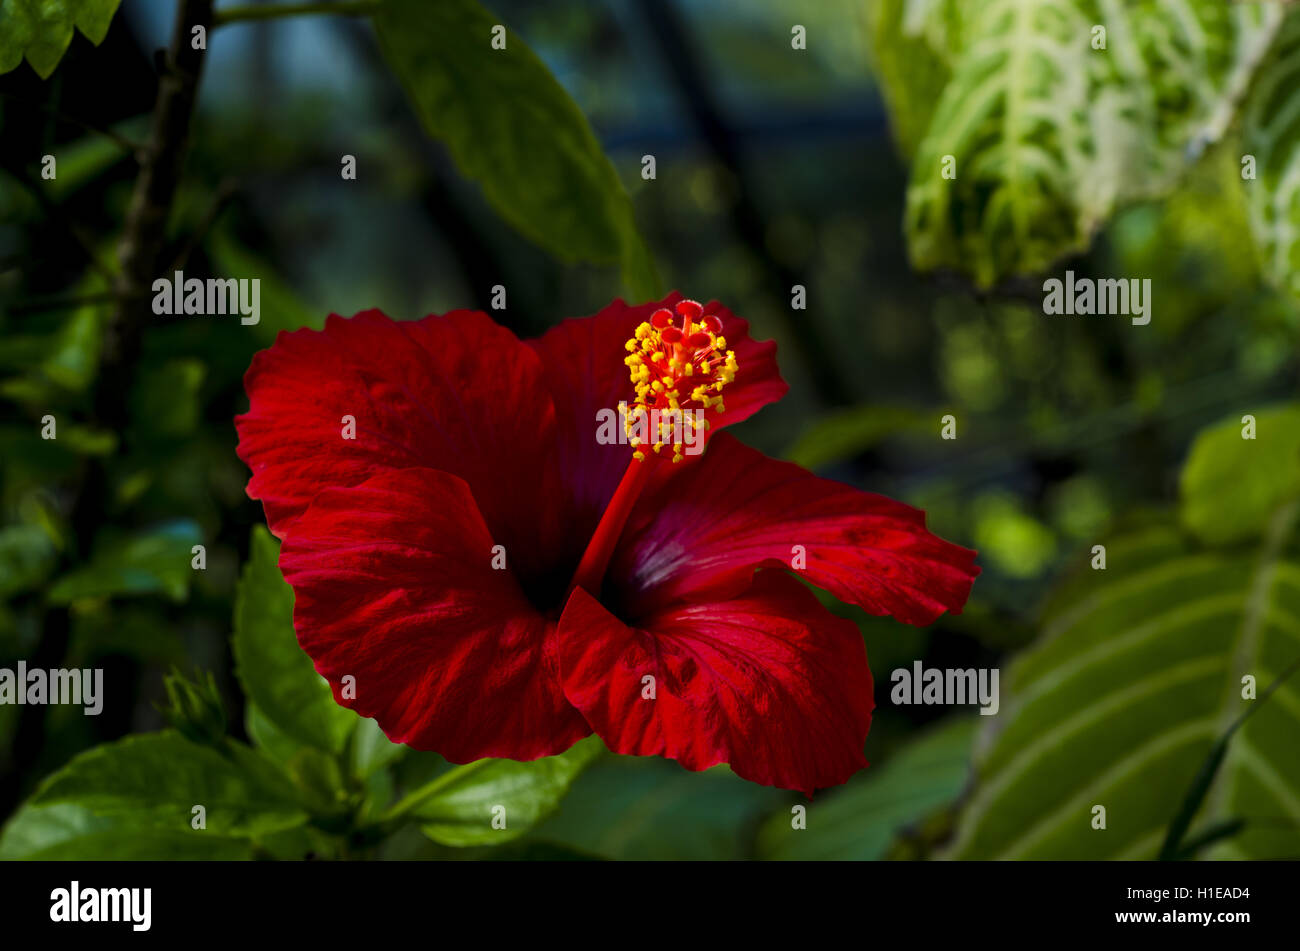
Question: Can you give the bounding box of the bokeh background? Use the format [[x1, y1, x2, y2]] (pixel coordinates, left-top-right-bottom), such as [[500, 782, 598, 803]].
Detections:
[[1, 0, 1298, 860]]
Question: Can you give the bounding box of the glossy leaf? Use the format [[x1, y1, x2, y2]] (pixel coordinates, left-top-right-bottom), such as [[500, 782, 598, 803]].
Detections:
[[410, 737, 603, 846], [373, 0, 659, 299], [27, 731, 309, 838], [0, 802, 253, 860], [233, 526, 356, 755]]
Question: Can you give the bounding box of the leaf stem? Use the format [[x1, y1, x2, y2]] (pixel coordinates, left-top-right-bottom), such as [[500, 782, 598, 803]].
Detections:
[[378, 760, 493, 824], [213, 1, 381, 26]]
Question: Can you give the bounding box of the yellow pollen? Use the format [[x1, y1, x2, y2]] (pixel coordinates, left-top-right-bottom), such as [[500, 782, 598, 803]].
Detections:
[[620, 299, 737, 464]]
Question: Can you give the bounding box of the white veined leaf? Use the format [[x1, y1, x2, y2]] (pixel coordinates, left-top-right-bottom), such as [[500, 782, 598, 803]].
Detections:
[[866, 0, 968, 158], [904, 0, 1283, 287], [1243, 10, 1300, 303]]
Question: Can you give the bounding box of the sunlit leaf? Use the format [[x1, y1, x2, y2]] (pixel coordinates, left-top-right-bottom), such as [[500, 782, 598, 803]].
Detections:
[[1242, 11, 1300, 303], [1180, 404, 1300, 547], [904, 0, 1282, 286], [0, 802, 253, 860], [866, 0, 965, 158], [0, 0, 124, 79]]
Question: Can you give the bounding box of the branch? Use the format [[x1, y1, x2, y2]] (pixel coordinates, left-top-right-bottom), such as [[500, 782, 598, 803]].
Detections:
[[164, 176, 240, 273], [106, 0, 215, 418], [0, 0, 216, 820], [631, 0, 853, 407]]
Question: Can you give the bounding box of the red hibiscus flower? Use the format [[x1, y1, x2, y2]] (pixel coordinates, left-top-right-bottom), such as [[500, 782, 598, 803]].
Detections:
[[235, 294, 978, 793]]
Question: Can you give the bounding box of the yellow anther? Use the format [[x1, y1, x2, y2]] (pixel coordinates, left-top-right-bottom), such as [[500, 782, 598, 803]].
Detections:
[[620, 301, 739, 462]]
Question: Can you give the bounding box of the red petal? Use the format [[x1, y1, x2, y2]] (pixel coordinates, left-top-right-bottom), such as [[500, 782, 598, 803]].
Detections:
[[526, 294, 788, 551], [611, 434, 980, 626], [236, 310, 565, 581], [279, 467, 590, 761], [557, 571, 872, 793]]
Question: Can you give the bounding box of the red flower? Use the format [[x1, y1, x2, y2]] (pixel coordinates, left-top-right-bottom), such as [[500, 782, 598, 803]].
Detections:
[[235, 295, 978, 793]]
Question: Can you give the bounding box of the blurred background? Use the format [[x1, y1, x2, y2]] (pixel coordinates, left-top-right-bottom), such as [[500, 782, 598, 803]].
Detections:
[[1, 0, 1297, 860]]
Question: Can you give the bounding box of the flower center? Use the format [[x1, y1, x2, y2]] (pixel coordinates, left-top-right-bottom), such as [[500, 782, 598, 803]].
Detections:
[[565, 299, 738, 600], [622, 299, 737, 464]]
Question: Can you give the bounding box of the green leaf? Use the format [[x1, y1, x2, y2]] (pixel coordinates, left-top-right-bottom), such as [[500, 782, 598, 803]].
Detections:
[[0, 0, 124, 79], [349, 715, 406, 779], [47, 519, 202, 603], [29, 731, 309, 837], [373, 0, 659, 299], [783, 405, 928, 469], [233, 527, 356, 755], [0, 289, 105, 406], [1179, 404, 1300, 546], [45, 132, 135, 200], [904, 0, 1282, 287], [406, 737, 603, 846], [0, 802, 253, 860], [946, 515, 1300, 859], [866, 0, 965, 159], [245, 701, 309, 764], [41, 301, 102, 393], [1159, 652, 1300, 859], [756, 717, 977, 860], [0, 523, 57, 598], [129, 359, 206, 440], [532, 754, 784, 860], [207, 229, 324, 345], [1242, 11, 1300, 303]]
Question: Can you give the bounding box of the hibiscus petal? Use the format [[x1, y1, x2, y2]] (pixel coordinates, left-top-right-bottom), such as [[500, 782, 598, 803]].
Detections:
[[526, 294, 788, 549], [279, 466, 590, 762], [611, 433, 980, 626], [557, 571, 872, 793], [236, 309, 565, 580]]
